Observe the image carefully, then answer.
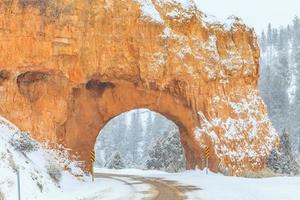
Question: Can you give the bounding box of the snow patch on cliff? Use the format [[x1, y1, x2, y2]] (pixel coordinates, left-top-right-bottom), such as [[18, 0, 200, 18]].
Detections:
[[136, 0, 256, 82], [195, 88, 278, 173], [156, 0, 195, 10], [150, 52, 168, 71], [201, 12, 247, 31], [136, 0, 164, 23]]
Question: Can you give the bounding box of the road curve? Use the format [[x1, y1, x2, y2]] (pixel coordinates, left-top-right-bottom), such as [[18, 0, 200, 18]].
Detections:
[[95, 173, 193, 200]]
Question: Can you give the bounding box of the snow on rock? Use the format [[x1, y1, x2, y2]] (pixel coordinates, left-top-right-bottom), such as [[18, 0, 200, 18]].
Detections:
[[135, 0, 164, 24], [195, 87, 278, 174], [136, 0, 246, 31], [140, 2, 257, 82]]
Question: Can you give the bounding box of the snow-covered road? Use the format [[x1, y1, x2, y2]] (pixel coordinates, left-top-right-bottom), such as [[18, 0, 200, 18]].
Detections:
[[95, 172, 195, 200], [94, 168, 300, 200], [95, 173, 155, 200]]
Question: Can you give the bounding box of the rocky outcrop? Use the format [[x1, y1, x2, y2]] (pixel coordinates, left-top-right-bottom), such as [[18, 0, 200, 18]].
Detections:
[[0, 0, 278, 174]]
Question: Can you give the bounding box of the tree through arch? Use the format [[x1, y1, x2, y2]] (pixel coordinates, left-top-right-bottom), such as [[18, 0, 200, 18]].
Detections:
[[94, 109, 186, 172]]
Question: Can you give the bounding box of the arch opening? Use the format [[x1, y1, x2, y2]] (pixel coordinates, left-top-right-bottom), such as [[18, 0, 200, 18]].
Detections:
[[94, 108, 186, 172]]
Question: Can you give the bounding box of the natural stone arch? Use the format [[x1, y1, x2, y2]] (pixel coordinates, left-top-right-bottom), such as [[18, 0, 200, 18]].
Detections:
[[0, 0, 278, 175], [61, 78, 207, 171]]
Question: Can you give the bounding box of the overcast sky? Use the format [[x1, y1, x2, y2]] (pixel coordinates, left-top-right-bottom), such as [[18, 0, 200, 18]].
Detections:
[[195, 0, 300, 33]]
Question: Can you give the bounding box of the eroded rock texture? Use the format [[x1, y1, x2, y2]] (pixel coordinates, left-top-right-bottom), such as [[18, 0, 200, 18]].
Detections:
[[0, 0, 278, 174]]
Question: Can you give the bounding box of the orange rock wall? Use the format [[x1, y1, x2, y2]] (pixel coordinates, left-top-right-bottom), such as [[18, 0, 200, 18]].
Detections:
[[0, 0, 278, 174]]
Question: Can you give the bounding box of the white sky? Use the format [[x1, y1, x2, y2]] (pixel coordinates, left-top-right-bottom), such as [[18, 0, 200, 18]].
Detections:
[[195, 0, 300, 33]]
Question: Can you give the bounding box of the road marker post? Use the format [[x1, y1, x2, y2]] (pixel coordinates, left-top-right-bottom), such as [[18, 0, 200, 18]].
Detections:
[[205, 147, 210, 175], [16, 167, 21, 200], [91, 150, 95, 182]]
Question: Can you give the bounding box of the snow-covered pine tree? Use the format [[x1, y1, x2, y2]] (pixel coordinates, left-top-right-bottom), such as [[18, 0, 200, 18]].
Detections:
[[259, 18, 300, 152], [298, 133, 300, 153], [152, 113, 169, 137], [267, 23, 273, 45], [146, 125, 185, 172], [260, 30, 267, 52], [146, 139, 163, 170], [289, 16, 300, 149], [270, 27, 290, 131], [106, 152, 125, 169], [142, 111, 153, 162], [113, 114, 128, 159], [126, 110, 143, 166], [95, 113, 129, 167], [95, 123, 115, 166], [267, 129, 299, 175]]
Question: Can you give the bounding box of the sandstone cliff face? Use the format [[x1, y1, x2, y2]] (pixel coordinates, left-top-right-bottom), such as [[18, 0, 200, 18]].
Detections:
[[0, 0, 278, 174]]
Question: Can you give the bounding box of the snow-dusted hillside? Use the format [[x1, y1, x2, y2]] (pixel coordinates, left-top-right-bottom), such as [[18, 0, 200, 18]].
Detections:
[[0, 117, 136, 200], [0, 116, 83, 199]]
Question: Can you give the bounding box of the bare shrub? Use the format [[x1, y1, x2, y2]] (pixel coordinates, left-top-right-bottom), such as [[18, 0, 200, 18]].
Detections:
[[7, 153, 17, 172], [218, 167, 232, 176], [9, 131, 38, 153], [241, 168, 278, 178], [36, 182, 43, 192], [46, 160, 62, 184]]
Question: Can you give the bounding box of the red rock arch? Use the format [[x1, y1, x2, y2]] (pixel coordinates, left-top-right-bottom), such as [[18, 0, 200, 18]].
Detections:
[[61, 78, 209, 171], [0, 0, 278, 174]]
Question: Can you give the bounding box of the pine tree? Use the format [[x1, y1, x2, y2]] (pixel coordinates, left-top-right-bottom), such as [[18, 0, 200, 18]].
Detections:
[[146, 126, 185, 172], [267, 130, 299, 175], [95, 123, 115, 166], [272, 28, 279, 47], [127, 110, 143, 166], [290, 15, 300, 149], [113, 114, 127, 155], [152, 113, 169, 137], [266, 27, 290, 132], [260, 30, 267, 52], [286, 25, 292, 40], [106, 152, 125, 169], [298, 133, 300, 153], [267, 23, 273, 45], [143, 111, 153, 161]]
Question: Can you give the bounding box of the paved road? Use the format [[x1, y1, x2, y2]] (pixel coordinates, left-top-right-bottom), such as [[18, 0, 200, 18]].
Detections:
[[95, 173, 199, 200]]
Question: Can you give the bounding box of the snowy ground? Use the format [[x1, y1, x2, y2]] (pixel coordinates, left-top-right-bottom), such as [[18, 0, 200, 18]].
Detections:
[[95, 168, 300, 200]]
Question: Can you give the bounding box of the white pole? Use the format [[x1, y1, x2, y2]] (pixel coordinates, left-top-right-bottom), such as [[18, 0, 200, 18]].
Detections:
[[17, 168, 21, 200], [206, 158, 208, 175], [92, 162, 94, 182]]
